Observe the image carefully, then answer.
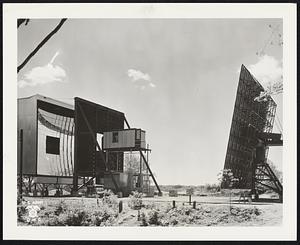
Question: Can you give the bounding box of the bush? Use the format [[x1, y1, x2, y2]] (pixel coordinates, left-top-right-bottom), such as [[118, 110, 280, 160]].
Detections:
[[84, 191, 119, 226], [17, 194, 28, 222], [140, 212, 148, 226], [169, 217, 178, 225], [253, 207, 261, 216], [65, 210, 89, 226], [148, 210, 160, 225], [54, 201, 67, 216], [101, 190, 118, 207], [36, 191, 119, 226], [128, 191, 143, 210], [17, 202, 27, 222], [91, 205, 119, 226], [37, 214, 66, 226]]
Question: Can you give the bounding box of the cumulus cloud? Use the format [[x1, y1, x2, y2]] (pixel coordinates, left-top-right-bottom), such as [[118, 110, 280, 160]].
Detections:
[[127, 69, 156, 90], [247, 55, 283, 101], [248, 55, 283, 86], [127, 69, 150, 82], [18, 51, 66, 88]]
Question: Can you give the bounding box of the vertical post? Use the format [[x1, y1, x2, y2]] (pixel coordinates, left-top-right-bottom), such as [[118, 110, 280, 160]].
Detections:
[[146, 144, 149, 193], [33, 183, 37, 197], [193, 201, 196, 209], [172, 200, 176, 209], [137, 210, 140, 221], [146, 144, 149, 163], [19, 129, 23, 195], [189, 195, 191, 205], [140, 151, 143, 190], [28, 177, 32, 192], [119, 200, 123, 213], [229, 189, 232, 213], [251, 148, 257, 200], [106, 151, 108, 171], [73, 101, 78, 195]]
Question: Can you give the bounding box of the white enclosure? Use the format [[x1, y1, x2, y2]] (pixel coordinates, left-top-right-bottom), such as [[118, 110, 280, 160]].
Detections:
[[103, 129, 146, 150]]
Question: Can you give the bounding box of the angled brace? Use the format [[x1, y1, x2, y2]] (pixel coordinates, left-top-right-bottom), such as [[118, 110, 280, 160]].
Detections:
[[124, 116, 162, 195]]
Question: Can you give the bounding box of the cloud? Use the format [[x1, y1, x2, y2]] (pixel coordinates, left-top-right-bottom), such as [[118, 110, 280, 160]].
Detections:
[[127, 69, 156, 90], [127, 69, 150, 82], [149, 82, 156, 88], [247, 55, 283, 86], [18, 51, 66, 88]]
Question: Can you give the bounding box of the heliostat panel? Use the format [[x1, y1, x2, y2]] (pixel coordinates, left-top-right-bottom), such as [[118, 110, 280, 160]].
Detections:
[[223, 65, 276, 189]]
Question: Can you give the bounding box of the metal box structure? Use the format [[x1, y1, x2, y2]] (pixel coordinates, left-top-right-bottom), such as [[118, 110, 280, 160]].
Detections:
[[18, 95, 76, 184], [18, 95, 161, 196], [103, 129, 146, 151], [223, 65, 277, 190]]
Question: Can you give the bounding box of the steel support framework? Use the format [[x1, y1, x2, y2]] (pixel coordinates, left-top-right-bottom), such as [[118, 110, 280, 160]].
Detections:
[[223, 65, 281, 198], [124, 117, 162, 195]]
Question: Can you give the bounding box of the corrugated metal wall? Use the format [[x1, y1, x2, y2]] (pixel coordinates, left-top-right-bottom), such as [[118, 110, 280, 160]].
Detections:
[[18, 95, 75, 177], [18, 96, 37, 175], [37, 108, 74, 176]]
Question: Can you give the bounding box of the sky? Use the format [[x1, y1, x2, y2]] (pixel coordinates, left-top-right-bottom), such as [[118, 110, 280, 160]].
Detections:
[[17, 18, 283, 185]]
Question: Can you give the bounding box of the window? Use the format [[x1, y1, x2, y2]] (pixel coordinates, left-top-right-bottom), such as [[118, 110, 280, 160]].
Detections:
[[112, 132, 119, 143], [46, 136, 60, 155]]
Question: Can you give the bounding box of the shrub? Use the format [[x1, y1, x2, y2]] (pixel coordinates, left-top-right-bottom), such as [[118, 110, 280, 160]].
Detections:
[[54, 201, 67, 216], [65, 210, 88, 226], [91, 211, 104, 226], [17, 202, 27, 222], [148, 210, 160, 225], [89, 191, 119, 226], [17, 194, 28, 222], [101, 190, 118, 207], [140, 212, 148, 226], [169, 217, 178, 225], [91, 205, 119, 226], [37, 214, 66, 226], [253, 207, 261, 216], [128, 191, 143, 210], [36, 191, 119, 226], [37, 209, 89, 226], [17, 193, 23, 205]]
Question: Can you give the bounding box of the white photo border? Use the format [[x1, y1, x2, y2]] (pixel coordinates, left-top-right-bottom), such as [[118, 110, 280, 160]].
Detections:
[[3, 3, 297, 241]]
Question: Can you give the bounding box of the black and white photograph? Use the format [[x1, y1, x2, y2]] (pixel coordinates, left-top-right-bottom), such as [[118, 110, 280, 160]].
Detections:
[[3, 3, 297, 241]]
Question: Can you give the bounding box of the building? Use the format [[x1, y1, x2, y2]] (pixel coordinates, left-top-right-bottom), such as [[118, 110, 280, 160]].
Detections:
[[18, 94, 160, 196]]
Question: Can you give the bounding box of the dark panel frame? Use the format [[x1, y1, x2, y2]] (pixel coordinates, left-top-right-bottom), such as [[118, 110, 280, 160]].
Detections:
[[74, 97, 125, 181], [223, 65, 277, 189]]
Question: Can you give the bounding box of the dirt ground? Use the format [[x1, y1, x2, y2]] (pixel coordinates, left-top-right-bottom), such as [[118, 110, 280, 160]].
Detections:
[[20, 194, 282, 226]]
